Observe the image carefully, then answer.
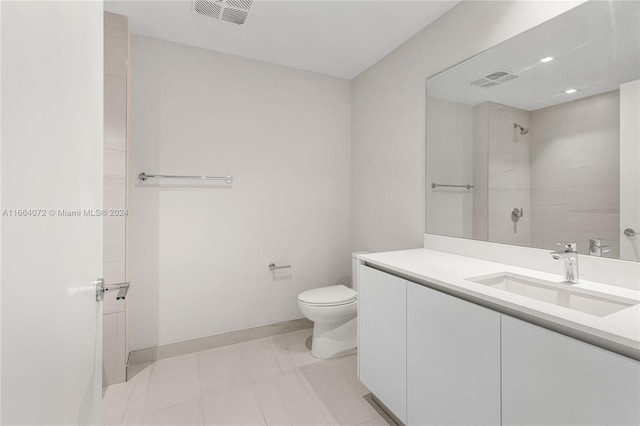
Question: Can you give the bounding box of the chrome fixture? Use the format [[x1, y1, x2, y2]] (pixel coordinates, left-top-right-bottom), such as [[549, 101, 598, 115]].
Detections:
[[95, 278, 130, 302], [514, 123, 529, 135], [511, 207, 524, 233], [138, 172, 233, 184], [431, 183, 474, 190], [589, 238, 611, 257], [511, 207, 524, 221], [551, 242, 579, 284], [623, 228, 637, 237], [268, 263, 291, 271], [513, 123, 529, 142]]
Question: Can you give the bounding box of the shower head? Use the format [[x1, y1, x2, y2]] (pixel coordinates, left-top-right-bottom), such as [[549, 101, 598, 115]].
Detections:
[[514, 123, 529, 135]]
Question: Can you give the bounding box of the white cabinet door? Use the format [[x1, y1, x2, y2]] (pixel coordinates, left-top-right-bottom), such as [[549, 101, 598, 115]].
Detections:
[[358, 265, 407, 423], [407, 283, 501, 426], [502, 316, 640, 426]]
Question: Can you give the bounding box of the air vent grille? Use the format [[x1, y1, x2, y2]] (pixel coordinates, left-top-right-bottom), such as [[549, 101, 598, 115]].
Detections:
[[470, 70, 519, 88], [193, 0, 253, 25]]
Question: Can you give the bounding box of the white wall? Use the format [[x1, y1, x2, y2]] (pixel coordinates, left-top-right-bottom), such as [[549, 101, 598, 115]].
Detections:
[[530, 91, 620, 256], [620, 80, 640, 262], [351, 1, 583, 253], [425, 97, 473, 238], [129, 36, 351, 350]]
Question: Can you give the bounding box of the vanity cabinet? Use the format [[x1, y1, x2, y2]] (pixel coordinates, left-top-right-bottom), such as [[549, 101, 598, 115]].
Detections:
[[358, 265, 407, 424], [501, 316, 640, 426], [358, 265, 640, 426], [407, 283, 501, 425]]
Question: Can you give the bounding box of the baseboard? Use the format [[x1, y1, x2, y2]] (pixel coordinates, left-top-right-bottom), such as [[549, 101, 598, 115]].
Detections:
[[364, 393, 403, 426], [127, 318, 313, 372]]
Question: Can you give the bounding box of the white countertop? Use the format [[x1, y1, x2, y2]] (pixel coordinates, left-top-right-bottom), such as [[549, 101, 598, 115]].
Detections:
[[359, 249, 640, 361]]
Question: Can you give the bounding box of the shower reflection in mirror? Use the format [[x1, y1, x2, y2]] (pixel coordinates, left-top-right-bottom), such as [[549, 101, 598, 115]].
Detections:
[[425, 0, 640, 262], [513, 123, 529, 142]]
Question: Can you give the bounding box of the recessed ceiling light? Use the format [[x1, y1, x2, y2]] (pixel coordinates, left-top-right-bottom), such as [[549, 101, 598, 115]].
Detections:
[[540, 56, 554, 63], [565, 88, 578, 94]]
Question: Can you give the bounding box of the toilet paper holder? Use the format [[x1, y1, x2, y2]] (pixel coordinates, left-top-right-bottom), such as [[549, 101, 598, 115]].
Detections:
[[269, 263, 291, 271]]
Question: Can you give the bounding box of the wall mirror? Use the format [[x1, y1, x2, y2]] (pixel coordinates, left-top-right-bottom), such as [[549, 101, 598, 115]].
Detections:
[[425, 0, 640, 262]]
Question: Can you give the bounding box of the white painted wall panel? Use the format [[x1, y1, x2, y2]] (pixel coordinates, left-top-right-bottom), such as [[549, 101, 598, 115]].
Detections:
[[129, 37, 351, 350]]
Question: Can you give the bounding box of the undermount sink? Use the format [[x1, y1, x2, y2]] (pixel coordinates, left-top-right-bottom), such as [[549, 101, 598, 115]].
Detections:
[[467, 272, 638, 317]]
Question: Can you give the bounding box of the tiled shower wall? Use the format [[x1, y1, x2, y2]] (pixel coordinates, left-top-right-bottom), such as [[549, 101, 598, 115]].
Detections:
[[473, 102, 531, 246], [103, 12, 129, 386], [530, 91, 620, 257], [471, 94, 620, 257]]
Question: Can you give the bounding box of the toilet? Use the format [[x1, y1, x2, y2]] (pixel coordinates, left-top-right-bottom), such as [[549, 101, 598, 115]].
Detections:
[[297, 252, 368, 359]]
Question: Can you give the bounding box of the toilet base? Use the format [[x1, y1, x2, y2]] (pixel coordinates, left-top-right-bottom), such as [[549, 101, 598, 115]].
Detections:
[[310, 316, 357, 359]]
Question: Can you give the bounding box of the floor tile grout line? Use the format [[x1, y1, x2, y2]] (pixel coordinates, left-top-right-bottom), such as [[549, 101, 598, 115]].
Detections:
[[358, 412, 385, 425], [252, 335, 288, 425], [109, 329, 369, 426], [293, 367, 339, 426], [199, 397, 206, 426], [292, 367, 335, 426], [196, 351, 206, 425], [120, 362, 155, 423], [249, 377, 271, 426], [132, 356, 206, 421], [146, 355, 194, 414], [137, 396, 205, 422]]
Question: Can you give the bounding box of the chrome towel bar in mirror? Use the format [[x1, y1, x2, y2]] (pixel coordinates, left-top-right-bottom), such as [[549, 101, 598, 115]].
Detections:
[[431, 183, 474, 190], [138, 172, 233, 184]]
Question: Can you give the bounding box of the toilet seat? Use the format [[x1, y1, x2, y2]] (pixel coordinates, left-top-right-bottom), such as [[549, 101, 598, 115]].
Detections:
[[298, 285, 356, 306]]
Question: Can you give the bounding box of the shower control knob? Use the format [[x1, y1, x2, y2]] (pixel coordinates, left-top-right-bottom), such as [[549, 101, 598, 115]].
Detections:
[[623, 228, 636, 237], [511, 207, 523, 221]]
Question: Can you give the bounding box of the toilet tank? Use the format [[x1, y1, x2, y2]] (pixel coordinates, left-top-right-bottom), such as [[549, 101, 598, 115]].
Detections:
[[351, 251, 371, 292]]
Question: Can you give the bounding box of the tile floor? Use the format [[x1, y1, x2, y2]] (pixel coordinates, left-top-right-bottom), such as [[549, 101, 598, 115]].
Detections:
[[103, 329, 390, 426]]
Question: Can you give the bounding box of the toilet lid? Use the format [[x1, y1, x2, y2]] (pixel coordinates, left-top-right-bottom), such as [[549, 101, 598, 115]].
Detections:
[[298, 285, 357, 305]]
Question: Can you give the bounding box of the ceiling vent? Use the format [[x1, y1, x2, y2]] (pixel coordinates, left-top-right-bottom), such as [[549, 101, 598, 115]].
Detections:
[[193, 0, 253, 25], [470, 70, 519, 88]]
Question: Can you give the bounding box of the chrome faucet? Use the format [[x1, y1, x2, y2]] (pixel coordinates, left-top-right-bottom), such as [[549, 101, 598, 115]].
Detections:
[[551, 242, 579, 284], [589, 238, 610, 257]]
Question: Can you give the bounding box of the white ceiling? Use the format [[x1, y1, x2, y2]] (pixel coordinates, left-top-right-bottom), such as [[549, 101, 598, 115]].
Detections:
[[427, 1, 640, 111], [104, 0, 460, 79]]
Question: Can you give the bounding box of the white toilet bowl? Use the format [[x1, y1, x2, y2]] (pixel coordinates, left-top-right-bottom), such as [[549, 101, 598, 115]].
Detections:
[[298, 285, 357, 359], [297, 252, 369, 359]]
